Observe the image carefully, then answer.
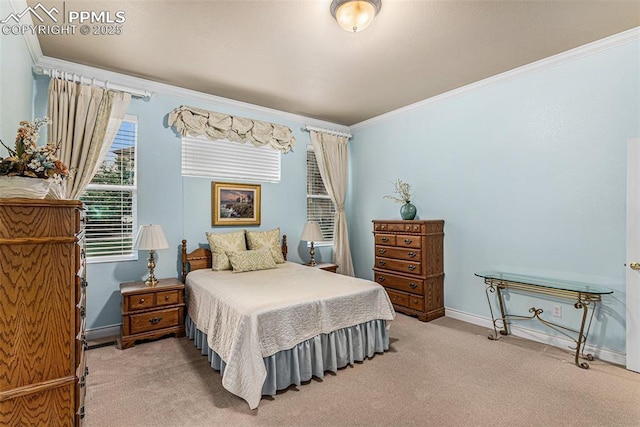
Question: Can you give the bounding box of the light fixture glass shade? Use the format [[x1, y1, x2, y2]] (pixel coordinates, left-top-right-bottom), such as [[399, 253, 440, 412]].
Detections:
[[134, 224, 169, 250], [331, 0, 381, 33], [300, 221, 323, 242]]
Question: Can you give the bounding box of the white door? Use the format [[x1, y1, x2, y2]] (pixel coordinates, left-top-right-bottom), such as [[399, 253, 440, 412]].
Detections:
[[626, 138, 640, 373]]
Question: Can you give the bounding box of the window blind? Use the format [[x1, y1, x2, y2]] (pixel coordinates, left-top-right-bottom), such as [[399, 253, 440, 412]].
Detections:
[[80, 116, 137, 262], [307, 146, 335, 241], [182, 136, 281, 183]]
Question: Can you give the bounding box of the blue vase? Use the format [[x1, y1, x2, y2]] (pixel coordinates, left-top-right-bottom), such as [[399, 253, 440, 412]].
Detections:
[[400, 202, 417, 220]]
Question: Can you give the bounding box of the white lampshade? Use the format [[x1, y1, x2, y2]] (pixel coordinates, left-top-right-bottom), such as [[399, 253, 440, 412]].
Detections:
[[330, 0, 381, 33], [134, 224, 169, 250], [300, 221, 323, 242]]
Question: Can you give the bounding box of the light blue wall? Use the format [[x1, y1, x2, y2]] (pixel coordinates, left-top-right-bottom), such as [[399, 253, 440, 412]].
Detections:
[[348, 41, 640, 353], [32, 79, 334, 331], [0, 0, 34, 153]]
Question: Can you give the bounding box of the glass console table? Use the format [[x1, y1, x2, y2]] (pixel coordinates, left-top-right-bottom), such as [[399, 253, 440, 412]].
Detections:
[[475, 271, 613, 369]]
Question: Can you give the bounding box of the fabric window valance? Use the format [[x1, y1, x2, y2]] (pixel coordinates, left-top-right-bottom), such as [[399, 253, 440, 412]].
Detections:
[[168, 105, 295, 153]]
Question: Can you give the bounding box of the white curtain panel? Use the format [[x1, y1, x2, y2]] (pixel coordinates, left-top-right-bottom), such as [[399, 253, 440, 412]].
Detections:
[[48, 78, 131, 199], [310, 131, 354, 276]]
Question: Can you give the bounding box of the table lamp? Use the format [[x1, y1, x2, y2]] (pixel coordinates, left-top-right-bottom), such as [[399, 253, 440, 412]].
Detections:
[[134, 224, 169, 287], [300, 221, 323, 267]]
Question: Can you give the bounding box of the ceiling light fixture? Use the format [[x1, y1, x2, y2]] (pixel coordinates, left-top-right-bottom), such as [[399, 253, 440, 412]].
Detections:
[[330, 0, 381, 33]]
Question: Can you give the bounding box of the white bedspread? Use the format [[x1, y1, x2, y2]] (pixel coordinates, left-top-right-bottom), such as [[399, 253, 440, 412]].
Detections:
[[186, 261, 395, 409]]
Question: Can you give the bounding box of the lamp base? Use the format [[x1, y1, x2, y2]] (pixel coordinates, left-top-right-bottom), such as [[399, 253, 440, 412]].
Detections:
[[145, 249, 158, 287], [309, 241, 317, 267], [144, 276, 159, 287]]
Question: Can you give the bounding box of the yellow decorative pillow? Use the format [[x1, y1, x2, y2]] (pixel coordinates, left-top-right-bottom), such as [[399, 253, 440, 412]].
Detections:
[[227, 249, 276, 273], [245, 228, 285, 264], [206, 230, 246, 271]]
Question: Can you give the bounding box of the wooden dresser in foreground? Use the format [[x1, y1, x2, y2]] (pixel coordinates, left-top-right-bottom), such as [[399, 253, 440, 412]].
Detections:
[[373, 219, 444, 322], [118, 278, 185, 349], [0, 198, 87, 425]]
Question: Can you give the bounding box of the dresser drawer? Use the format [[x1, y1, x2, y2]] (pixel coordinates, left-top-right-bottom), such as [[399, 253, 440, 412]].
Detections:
[[396, 234, 421, 248], [375, 245, 420, 261], [129, 307, 180, 335], [375, 234, 396, 246], [408, 295, 424, 311], [374, 272, 424, 294], [157, 290, 180, 307], [128, 292, 156, 310], [385, 289, 409, 308], [375, 257, 421, 275]]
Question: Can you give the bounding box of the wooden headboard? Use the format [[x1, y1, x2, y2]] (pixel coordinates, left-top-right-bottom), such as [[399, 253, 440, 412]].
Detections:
[[181, 235, 288, 282]]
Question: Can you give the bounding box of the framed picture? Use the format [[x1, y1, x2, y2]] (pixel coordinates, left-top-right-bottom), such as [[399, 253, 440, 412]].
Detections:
[[212, 182, 261, 226]]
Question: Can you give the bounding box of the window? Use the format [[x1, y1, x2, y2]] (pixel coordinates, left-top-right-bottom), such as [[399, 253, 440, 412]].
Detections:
[[307, 145, 335, 242], [80, 115, 137, 263], [181, 136, 281, 183]]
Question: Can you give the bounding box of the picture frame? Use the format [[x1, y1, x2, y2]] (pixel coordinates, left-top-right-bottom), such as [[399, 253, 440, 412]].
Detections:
[[212, 182, 261, 226]]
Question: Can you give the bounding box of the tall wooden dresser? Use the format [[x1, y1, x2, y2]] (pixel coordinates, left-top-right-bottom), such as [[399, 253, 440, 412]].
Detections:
[[373, 219, 444, 322], [0, 199, 87, 425]]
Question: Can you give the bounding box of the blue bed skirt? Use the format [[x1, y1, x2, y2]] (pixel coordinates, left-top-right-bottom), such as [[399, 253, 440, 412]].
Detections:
[[185, 314, 389, 396]]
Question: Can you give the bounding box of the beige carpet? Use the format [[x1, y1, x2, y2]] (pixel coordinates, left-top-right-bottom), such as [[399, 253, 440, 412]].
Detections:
[[85, 314, 640, 426]]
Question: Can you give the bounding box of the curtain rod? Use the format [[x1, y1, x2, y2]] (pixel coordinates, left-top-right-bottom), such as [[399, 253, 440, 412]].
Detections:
[[32, 65, 153, 99], [302, 125, 352, 139]]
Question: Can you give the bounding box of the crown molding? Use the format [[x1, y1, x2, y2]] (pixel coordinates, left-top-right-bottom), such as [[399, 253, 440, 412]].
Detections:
[[350, 26, 640, 131], [11, 0, 43, 63]]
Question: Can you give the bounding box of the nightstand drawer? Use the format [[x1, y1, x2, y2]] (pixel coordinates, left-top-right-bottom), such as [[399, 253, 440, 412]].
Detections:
[[128, 292, 156, 310], [157, 290, 180, 306], [129, 307, 180, 335]]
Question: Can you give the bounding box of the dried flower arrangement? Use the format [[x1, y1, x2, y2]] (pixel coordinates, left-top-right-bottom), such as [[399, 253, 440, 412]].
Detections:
[[383, 179, 413, 204], [0, 117, 70, 183]]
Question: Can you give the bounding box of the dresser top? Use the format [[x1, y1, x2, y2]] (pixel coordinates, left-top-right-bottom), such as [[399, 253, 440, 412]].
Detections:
[[0, 198, 82, 207], [372, 219, 444, 224]]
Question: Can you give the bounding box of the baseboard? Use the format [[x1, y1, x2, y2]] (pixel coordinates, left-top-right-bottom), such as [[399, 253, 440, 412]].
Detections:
[[445, 307, 626, 367], [86, 324, 121, 341]]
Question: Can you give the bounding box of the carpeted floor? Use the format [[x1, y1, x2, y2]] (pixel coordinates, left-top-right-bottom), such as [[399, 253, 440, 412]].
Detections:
[[85, 314, 640, 426]]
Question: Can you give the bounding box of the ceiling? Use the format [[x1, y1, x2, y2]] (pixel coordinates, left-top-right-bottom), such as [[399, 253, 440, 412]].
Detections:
[[27, 1, 640, 126]]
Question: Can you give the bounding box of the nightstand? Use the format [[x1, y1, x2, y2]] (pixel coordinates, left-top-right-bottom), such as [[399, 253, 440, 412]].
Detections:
[[118, 278, 185, 349], [306, 262, 339, 273]]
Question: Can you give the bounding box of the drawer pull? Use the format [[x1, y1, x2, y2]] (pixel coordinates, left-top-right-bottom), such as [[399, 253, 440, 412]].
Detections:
[[164, 295, 170, 301], [377, 276, 385, 282], [81, 278, 88, 288], [378, 260, 386, 266], [414, 300, 419, 304], [378, 249, 386, 254], [410, 283, 418, 289], [80, 307, 86, 318], [139, 298, 145, 304], [404, 239, 413, 244], [408, 252, 416, 258], [149, 317, 163, 325], [407, 265, 416, 271], [381, 237, 389, 242]]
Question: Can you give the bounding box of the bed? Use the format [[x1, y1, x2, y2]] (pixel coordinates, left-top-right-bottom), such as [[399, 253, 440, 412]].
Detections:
[[180, 235, 396, 409]]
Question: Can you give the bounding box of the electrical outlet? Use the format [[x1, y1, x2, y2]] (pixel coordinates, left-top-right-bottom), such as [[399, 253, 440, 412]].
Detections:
[[552, 305, 562, 318]]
